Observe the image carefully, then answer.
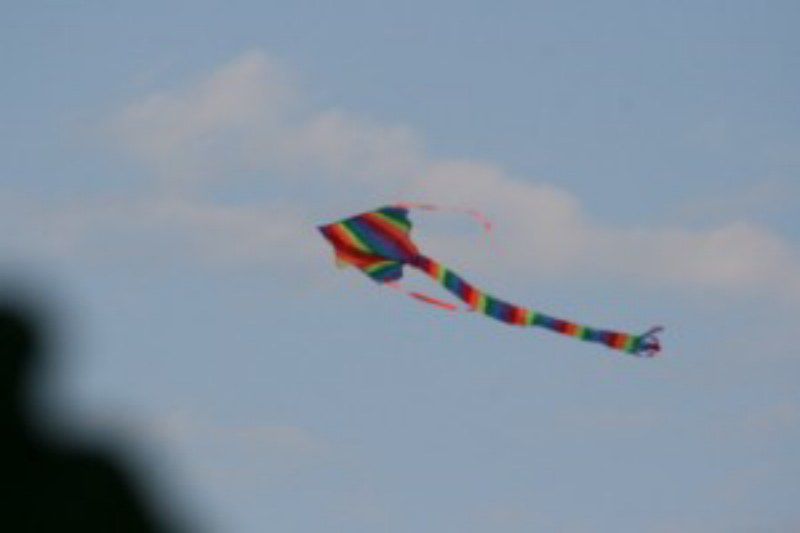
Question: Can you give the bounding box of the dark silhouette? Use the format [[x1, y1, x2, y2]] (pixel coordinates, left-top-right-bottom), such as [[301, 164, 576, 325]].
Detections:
[[1, 295, 179, 532]]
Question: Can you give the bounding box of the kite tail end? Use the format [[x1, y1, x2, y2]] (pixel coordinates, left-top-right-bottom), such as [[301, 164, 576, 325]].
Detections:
[[634, 326, 664, 357]]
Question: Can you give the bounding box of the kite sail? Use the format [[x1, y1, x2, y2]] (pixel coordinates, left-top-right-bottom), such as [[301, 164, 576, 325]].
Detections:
[[318, 205, 662, 357]]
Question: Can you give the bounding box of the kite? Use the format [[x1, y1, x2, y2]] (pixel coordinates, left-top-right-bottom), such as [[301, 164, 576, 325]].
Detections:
[[318, 204, 663, 357]]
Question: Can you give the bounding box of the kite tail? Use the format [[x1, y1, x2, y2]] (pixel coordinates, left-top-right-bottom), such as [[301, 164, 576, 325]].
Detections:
[[409, 254, 662, 357]]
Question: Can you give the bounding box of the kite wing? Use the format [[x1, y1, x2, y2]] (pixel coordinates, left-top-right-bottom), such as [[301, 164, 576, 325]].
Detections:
[[318, 206, 419, 283]]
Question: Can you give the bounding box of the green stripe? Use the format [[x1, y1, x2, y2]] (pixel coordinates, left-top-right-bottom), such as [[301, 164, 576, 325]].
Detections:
[[476, 293, 488, 314], [437, 265, 447, 283], [485, 297, 504, 319], [442, 270, 459, 292]]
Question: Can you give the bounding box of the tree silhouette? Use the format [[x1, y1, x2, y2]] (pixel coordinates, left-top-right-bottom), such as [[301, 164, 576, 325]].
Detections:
[[1, 296, 180, 532]]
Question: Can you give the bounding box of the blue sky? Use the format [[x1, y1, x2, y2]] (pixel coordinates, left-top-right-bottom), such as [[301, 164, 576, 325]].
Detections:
[[2, 2, 799, 531]]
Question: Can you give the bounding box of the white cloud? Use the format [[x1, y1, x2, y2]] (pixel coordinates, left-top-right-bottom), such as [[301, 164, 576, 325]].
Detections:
[[116, 50, 425, 191], [614, 222, 800, 295], [6, 49, 800, 301], [410, 160, 592, 274], [410, 160, 800, 299], [116, 51, 297, 187], [136, 197, 316, 266], [272, 108, 425, 183]]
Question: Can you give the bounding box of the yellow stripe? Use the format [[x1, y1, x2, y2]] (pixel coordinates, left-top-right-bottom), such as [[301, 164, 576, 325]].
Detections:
[[437, 265, 447, 283], [365, 260, 395, 273], [623, 335, 636, 352], [520, 310, 531, 325], [476, 294, 488, 314]]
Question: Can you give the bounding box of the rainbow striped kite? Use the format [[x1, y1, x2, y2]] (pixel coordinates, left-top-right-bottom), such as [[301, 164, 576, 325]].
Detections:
[[319, 204, 662, 357]]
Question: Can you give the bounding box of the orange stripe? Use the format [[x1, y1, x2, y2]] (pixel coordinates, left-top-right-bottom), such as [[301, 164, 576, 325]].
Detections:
[[426, 260, 440, 278], [613, 334, 629, 350]]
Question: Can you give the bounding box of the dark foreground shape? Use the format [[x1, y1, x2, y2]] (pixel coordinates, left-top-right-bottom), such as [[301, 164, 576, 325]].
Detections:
[[1, 297, 178, 532]]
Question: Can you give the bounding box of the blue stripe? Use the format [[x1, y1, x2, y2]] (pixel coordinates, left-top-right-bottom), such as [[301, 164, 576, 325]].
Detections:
[[535, 314, 559, 330], [369, 263, 404, 283], [486, 298, 515, 323], [345, 219, 409, 262], [443, 270, 465, 294]]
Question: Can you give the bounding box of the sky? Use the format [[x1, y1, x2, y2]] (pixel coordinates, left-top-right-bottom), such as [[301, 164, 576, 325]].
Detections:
[[2, 1, 799, 531]]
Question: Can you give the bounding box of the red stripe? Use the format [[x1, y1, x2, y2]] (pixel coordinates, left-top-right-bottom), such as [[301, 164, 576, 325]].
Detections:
[[457, 281, 474, 302], [563, 323, 579, 336], [606, 333, 621, 348], [323, 224, 386, 268], [465, 286, 480, 308], [612, 334, 628, 350]]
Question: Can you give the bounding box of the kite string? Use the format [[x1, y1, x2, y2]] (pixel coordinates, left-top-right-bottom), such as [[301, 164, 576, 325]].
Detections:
[[395, 202, 494, 242]]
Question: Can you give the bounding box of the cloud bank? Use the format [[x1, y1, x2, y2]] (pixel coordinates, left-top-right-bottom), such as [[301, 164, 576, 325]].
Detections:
[[7, 50, 800, 300]]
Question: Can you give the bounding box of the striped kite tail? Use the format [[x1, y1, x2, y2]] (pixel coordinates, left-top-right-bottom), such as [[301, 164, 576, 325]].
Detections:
[[409, 254, 662, 357]]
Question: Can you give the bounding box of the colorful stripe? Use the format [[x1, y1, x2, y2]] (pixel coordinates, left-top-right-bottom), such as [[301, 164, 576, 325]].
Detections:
[[410, 255, 657, 356], [319, 205, 662, 357]]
